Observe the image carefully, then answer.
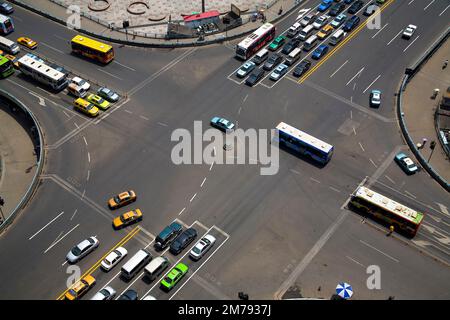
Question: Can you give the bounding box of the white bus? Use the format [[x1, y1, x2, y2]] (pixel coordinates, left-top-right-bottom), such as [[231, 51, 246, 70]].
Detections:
[[275, 122, 334, 165], [235, 23, 276, 60], [17, 55, 68, 91], [0, 35, 19, 54], [0, 14, 14, 35]]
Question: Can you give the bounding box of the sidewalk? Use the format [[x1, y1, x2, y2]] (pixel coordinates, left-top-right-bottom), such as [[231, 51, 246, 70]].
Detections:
[[0, 104, 37, 223], [402, 39, 450, 183], [11, 0, 300, 47]]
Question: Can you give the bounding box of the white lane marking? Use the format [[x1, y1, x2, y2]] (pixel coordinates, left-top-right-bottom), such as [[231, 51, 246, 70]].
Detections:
[[103, 271, 121, 288], [61, 260, 68, 266], [86, 170, 90, 182], [113, 60, 136, 71], [29, 92, 46, 106], [372, 23, 389, 39], [408, 0, 415, 5], [87, 152, 91, 163], [44, 224, 80, 253], [329, 186, 341, 193], [384, 175, 395, 185], [310, 177, 321, 184], [190, 193, 197, 202], [209, 162, 214, 171], [350, 96, 353, 103], [29, 211, 64, 240], [53, 34, 67, 41], [330, 60, 349, 78], [346, 256, 365, 267], [238, 106, 242, 115], [158, 122, 168, 127], [83, 136, 88, 146], [178, 207, 186, 216], [359, 240, 399, 263], [96, 68, 123, 80], [363, 74, 381, 93], [200, 177, 206, 188], [403, 35, 420, 52], [436, 203, 450, 218], [353, 126, 356, 135], [439, 4, 450, 16], [139, 115, 149, 121], [194, 220, 209, 231], [169, 234, 230, 300], [62, 110, 70, 118], [35, 86, 55, 97], [404, 190, 417, 199], [41, 42, 65, 54], [387, 29, 403, 46], [74, 122, 80, 129], [243, 94, 248, 103], [350, 110, 353, 119], [124, 109, 132, 114], [346, 67, 365, 86], [369, 158, 378, 168], [70, 209, 78, 221], [359, 142, 365, 152], [424, 0, 435, 11]]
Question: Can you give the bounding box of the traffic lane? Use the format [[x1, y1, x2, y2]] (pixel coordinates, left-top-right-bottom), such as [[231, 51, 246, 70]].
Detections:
[[292, 210, 450, 299]]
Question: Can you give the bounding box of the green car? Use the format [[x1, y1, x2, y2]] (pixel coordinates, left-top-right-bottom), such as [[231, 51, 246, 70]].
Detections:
[[268, 36, 286, 51], [160, 263, 188, 291]]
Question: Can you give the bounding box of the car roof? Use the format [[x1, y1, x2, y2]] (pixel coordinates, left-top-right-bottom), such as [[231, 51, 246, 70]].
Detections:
[[77, 239, 92, 250]]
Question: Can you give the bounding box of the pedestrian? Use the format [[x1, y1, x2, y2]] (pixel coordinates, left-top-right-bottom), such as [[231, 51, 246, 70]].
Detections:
[[278, 6, 283, 15], [422, 138, 427, 148], [443, 59, 448, 69]]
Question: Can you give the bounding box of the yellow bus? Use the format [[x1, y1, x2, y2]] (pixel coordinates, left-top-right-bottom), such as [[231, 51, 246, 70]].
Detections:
[[71, 35, 114, 64]]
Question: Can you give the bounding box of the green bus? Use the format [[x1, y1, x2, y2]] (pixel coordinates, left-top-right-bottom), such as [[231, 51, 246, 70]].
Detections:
[[0, 54, 14, 78]]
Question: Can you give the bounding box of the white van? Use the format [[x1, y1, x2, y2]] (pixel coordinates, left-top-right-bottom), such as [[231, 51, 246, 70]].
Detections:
[[67, 83, 87, 98], [297, 25, 314, 41], [121, 249, 152, 280], [144, 256, 170, 281], [303, 35, 318, 51], [330, 29, 345, 46], [287, 22, 302, 38], [0, 36, 20, 54], [285, 47, 302, 66], [252, 48, 269, 65]]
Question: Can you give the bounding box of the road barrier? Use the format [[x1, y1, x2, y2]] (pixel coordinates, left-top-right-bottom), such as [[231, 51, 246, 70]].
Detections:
[[397, 27, 450, 192], [9, 0, 303, 48], [0, 90, 45, 233]]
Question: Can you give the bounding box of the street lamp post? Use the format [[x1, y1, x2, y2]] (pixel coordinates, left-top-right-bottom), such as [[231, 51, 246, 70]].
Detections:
[[0, 196, 5, 224], [427, 141, 436, 162]]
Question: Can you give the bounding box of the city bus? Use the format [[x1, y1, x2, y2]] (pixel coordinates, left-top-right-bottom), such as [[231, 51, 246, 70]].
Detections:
[[0, 36, 19, 54], [275, 122, 334, 165], [17, 54, 68, 91], [0, 14, 14, 35], [71, 35, 114, 64], [235, 23, 276, 60], [349, 186, 424, 237], [0, 54, 14, 78]]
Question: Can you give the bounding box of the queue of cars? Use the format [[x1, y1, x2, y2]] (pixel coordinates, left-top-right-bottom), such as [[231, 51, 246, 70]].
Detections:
[[236, 0, 382, 86]]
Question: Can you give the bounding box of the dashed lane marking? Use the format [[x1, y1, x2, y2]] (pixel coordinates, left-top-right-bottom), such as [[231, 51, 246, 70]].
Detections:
[[29, 211, 64, 240]]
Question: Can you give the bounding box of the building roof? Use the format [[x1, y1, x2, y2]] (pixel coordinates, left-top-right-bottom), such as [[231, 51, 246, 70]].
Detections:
[[183, 10, 220, 23]]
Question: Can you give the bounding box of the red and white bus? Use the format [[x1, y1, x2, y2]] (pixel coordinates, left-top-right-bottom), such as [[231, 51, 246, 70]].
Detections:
[[235, 23, 276, 60]]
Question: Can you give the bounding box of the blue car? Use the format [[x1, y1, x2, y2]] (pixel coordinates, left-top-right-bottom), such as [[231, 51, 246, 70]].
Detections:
[[394, 153, 418, 174], [0, 2, 14, 14], [210, 117, 235, 132], [318, 0, 333, 12], [343, 15, 360, 32], [312, 44, 329, 60]]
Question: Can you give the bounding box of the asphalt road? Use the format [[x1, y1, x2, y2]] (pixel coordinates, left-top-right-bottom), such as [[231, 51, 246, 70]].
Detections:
[[0, 0, 449, 300]]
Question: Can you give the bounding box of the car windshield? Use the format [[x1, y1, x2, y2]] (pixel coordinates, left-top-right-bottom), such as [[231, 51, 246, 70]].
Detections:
[[407, 164, 416, 169], [192, 247, 202, 254], [242, 64, 251, 71], [114, 196, 120, 203], [67, 289, 77, 297], [71, 246, 82, 256], [163, 277, 173, 284]]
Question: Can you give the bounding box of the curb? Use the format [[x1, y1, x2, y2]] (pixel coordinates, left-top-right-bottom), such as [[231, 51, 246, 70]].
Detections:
[[9, 0, 302, 48], [0, 89, 45, 234], [396, 27, 450, 192]]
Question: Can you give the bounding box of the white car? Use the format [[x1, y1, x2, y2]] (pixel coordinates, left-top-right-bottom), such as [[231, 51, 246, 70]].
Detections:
[[101, 247, 128, 271], [270, 63, 289, 81], [313, 15, 328, 30], [90, 286, 116, 300], [190, 234, 216, 261], [71, 76, 90, 91], [66, 236, 99, 263], [402, 24, 417, 40], [370, 90, 381, 107], [142, 295, 157, 300], [236, 61, 256, 78]]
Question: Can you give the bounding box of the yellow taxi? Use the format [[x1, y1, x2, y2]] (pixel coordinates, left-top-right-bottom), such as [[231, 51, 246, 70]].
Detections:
[[86, 93, 110, 110], [64, 275, 96, 300], [317, 24, 334, 40], [73, 97, 99, 117], [108, 190, 137, 210], [17, 37, 38, 50], [113, 209, 143, 229]]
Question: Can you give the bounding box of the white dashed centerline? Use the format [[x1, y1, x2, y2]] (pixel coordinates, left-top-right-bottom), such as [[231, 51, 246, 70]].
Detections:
[[363, 74, 381, 93], [387, 29, 403, 46], [29, 211, 64, 240], [330, 60, 349, 78], [96, 68, 123, 80], [372, 23, 389, 39], [346, 67, 365, 86], [403, 35, 420, 52], [424, 0, 435, 11]]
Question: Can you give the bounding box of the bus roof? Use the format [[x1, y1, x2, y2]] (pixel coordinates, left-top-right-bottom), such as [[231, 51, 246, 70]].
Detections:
[[276, 122, 333, 153], [71, 35, 112, 53], [354, 186, 424, 225], [18, 55, 66, 80], [0, 14, 10, 23], [237, 23, 274, 50]]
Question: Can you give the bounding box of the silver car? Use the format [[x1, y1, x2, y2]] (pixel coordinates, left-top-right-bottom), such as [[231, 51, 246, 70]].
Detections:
[[90, 286, 116, 300], [66, 236, 99, 263], [270, 63, 289, 81], [236, 61, 256, 78], [190, 234, 216, 261]]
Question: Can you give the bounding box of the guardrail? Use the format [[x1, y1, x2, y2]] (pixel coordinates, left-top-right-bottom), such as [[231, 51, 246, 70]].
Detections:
[[9, 0, 303, 48], [0, 89, 45, 233], [397, 27, 450, 192]]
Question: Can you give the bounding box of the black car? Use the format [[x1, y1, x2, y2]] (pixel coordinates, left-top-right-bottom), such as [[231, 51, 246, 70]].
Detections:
[[263, 53, 282, 71], [329, 3, 345, 16], [282, 38, 301, 55], [347, 0, 364, 14], [0, 2, 13, 14], [169, 228, 198, 255], [293, 60, 311, 77], [154, 222, 183, 251], [246, 68, 265, 86], [118, 289, 138, 300], [343, 15, 360, 31], [344, 0, 355, 4]]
